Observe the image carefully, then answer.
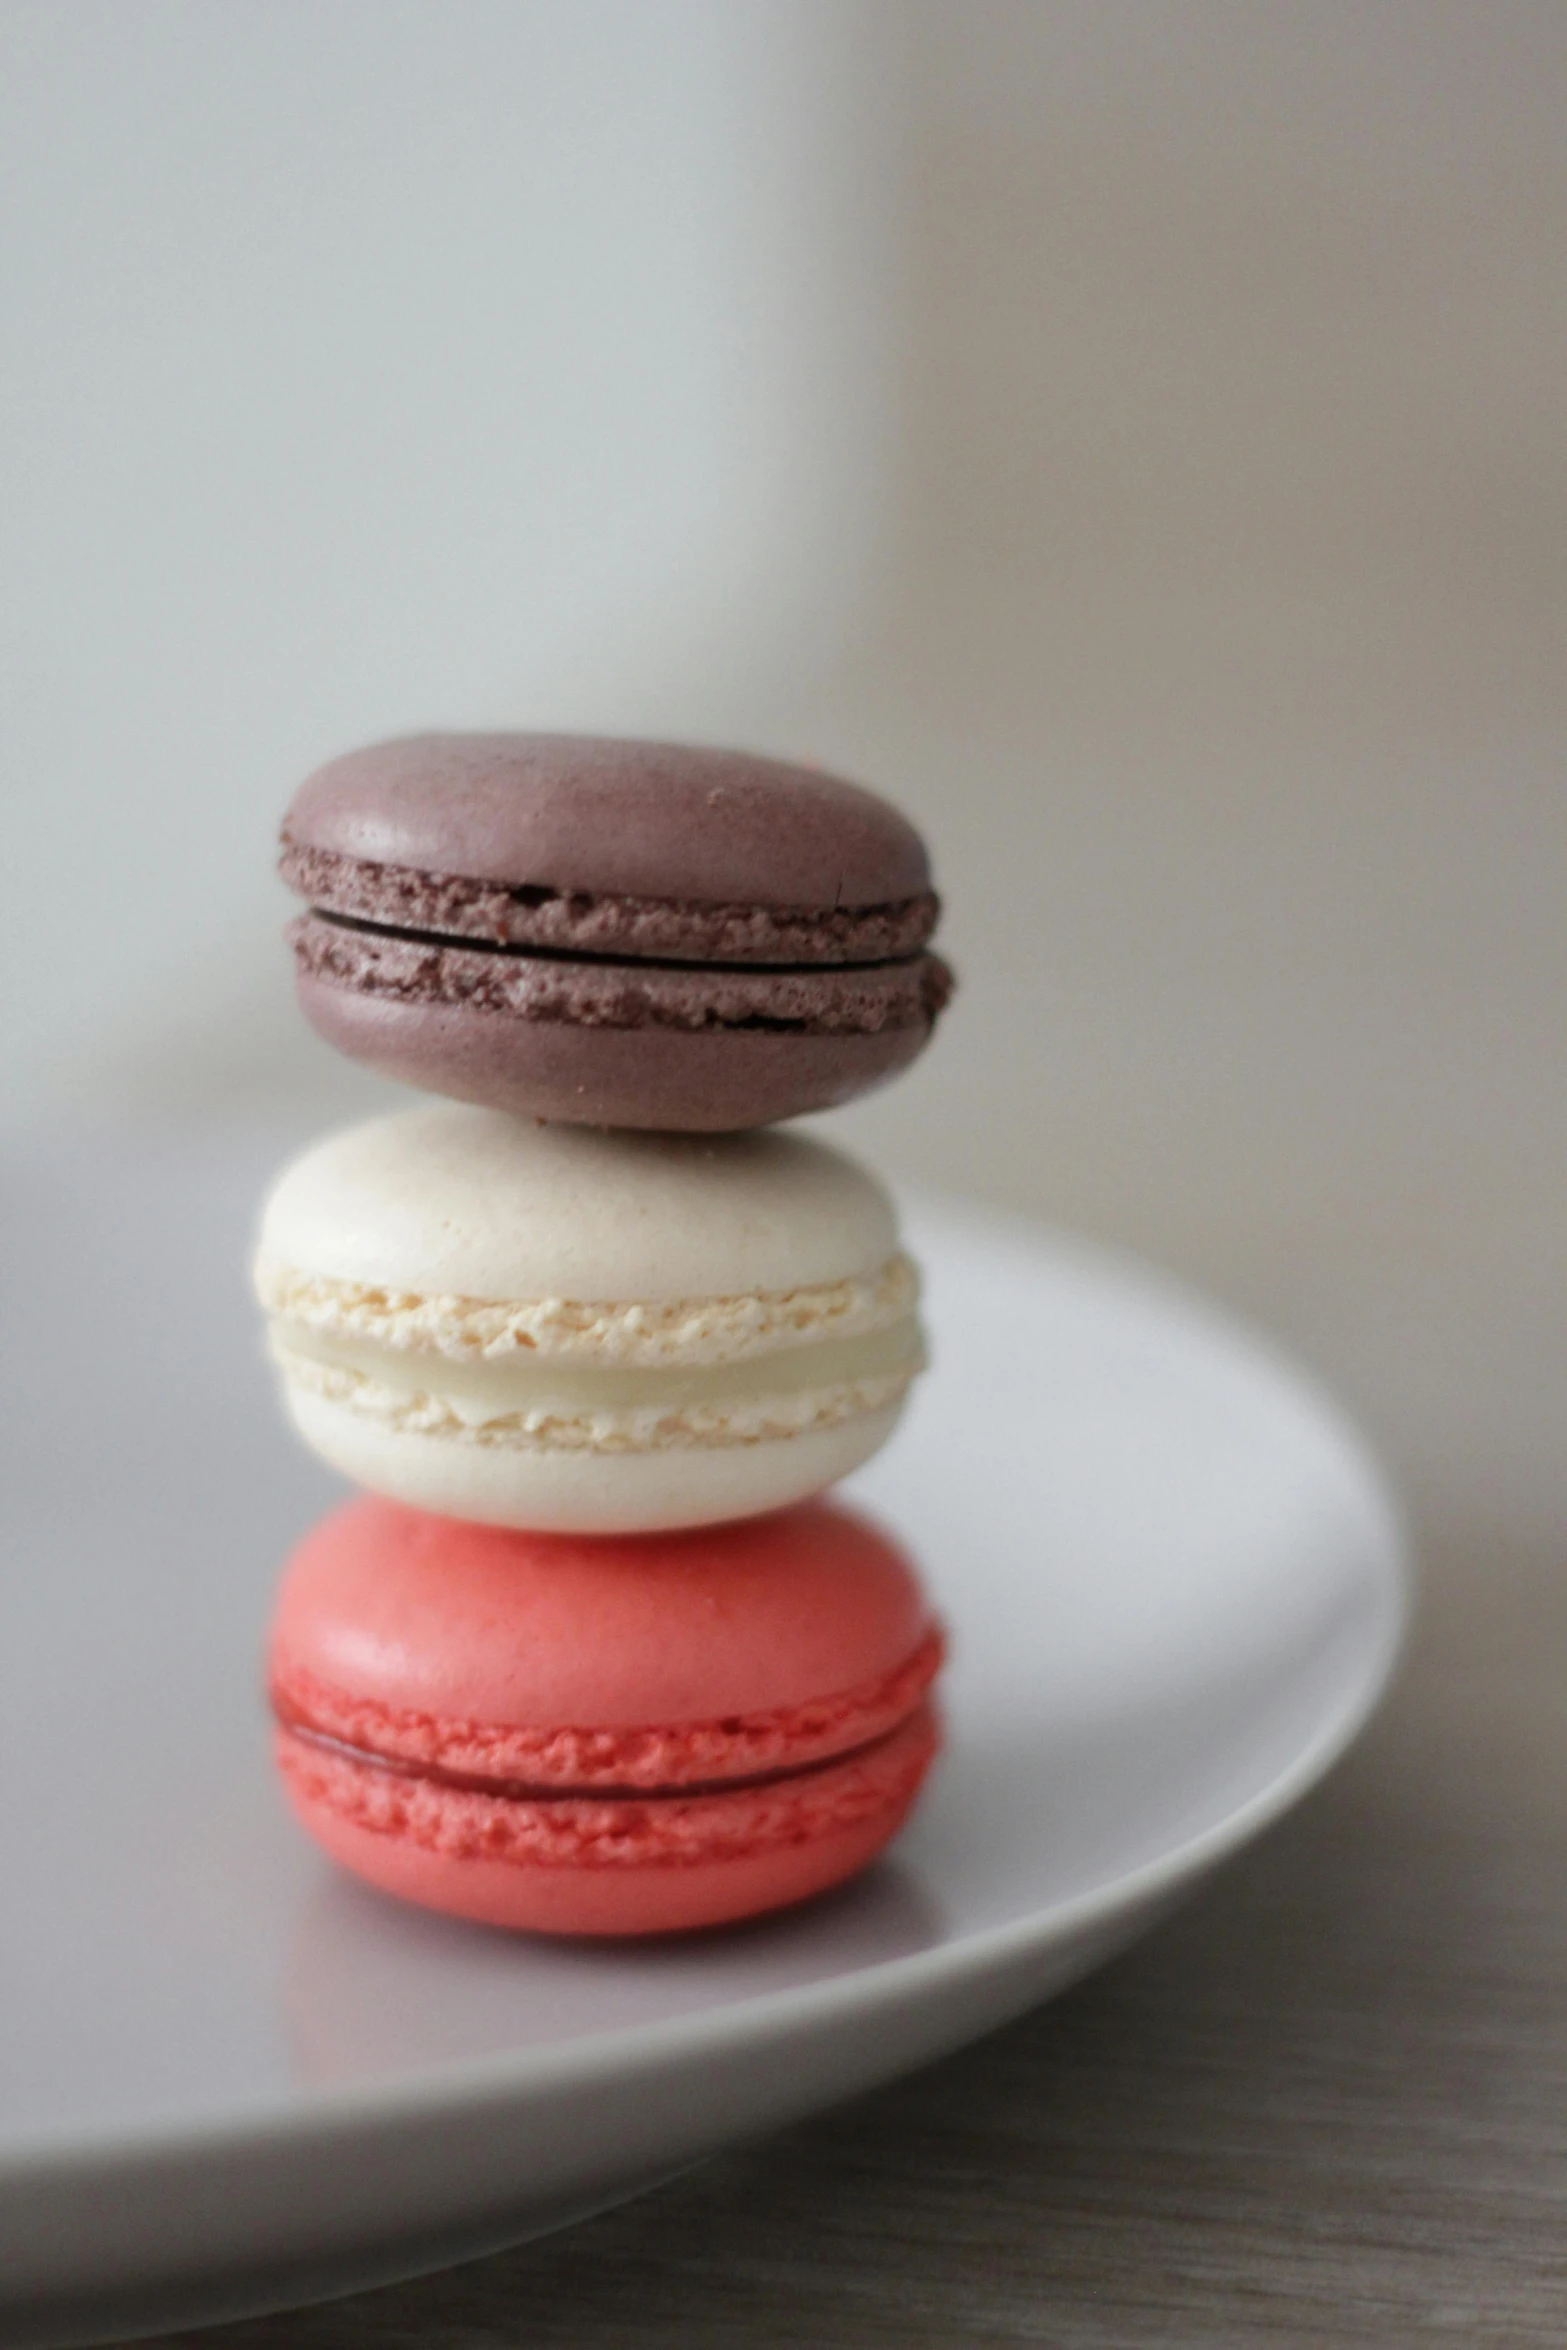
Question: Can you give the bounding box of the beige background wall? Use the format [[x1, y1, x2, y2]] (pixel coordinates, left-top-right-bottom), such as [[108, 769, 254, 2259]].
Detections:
[[816, 2, 1567, 1572], [4, 1, 1564, 1566]]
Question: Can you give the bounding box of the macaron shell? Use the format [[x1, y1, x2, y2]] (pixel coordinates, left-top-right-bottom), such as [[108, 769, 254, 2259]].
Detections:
[[256, 1104, 899, 1304], [270, 1495, 935, 1732], [282, 1384, 907, 1533], [296, 972, 936, 1132], [284, 734, 931, 909], [275, 1704, 939, 1938]]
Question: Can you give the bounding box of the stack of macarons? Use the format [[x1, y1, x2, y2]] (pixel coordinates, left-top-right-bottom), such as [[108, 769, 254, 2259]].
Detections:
[[255, 734, 954, 1935]]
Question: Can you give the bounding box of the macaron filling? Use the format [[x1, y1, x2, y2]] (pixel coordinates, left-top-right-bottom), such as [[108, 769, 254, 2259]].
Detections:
[[257, 1253, 925, 1454], [288, 908, 953, 1039], [267, 1319, 922, 1449], [273, 1699, 940, 1871]]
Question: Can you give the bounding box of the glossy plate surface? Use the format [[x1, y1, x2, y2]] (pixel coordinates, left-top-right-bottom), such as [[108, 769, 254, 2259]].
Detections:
[[0, 1137, 1406, 2346]]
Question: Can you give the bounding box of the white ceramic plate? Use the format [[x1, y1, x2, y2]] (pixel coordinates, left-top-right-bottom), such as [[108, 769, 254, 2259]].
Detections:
[[0, 1137, 1405, 2348]]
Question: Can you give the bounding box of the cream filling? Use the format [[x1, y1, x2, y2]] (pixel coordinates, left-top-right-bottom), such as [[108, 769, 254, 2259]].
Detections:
[[269, 1317, 924, 1452]]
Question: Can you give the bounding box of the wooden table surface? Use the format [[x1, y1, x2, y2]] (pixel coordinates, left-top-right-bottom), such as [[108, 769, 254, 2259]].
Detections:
[[153, 1394, 1567, 2345]]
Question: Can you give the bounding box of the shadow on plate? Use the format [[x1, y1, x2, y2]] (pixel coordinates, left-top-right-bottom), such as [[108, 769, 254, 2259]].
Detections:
[[286, 1859, 948, 2088]]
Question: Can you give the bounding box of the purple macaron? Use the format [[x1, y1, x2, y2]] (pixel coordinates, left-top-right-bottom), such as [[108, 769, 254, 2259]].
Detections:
[[280, 733, 954, 1131]]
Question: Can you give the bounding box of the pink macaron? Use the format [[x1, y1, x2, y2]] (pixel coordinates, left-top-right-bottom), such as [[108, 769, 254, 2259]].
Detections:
[[269, 1495, 944, 1937]]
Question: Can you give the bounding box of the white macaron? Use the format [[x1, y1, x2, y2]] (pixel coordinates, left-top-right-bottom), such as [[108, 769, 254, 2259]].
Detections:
[[254, 1105, 924, 1533]]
